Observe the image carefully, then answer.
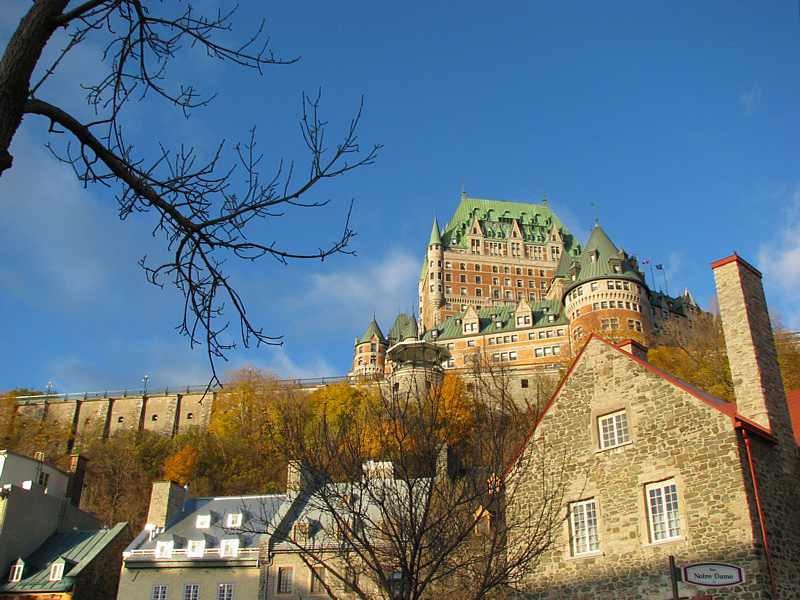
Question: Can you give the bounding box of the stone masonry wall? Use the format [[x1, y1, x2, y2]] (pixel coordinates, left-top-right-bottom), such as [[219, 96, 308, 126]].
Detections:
[[508, 339, 776, 599]]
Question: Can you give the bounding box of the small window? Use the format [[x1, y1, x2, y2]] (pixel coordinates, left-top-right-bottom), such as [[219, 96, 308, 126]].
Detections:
[[187, 412, 194, 420], [646, 479, 682, 542], [598, 410, 630, 449], [292, 523, 310, 543], [117, 416, 124, 423], [196, 514, 211, 529], [220, 539, 239, 557], [520, 379, 529, 388], [278, 567, 294, 594], [10, 563, 23, 582], [217, 583, 235, 600], [184, 583, 200, 600], [155, 541, 174, 558], [152, 414, 158, 421], [37, 470, 49, 488], [226, 513, 243, 528], [570, 499, 600, 556], [187, 540, 205, 558], [310, 566, 326, 594], [152, 585, 168, 600]]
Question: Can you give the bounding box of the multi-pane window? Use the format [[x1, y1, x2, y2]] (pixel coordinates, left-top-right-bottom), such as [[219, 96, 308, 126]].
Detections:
[[310, 566, 326, 593], [598, 410, 630, 449], [278, 567, 293, 594], [49, 563, 64, 581], [220, 539, 239, 557], [646, 480, 682, 542], [217, 583, 234, 600], [184, 584, 200, 600], [152, 585, 168, 600], [187, 540, 205, 557], [569, 499, 600, 555], [226, 513, 243, 528]]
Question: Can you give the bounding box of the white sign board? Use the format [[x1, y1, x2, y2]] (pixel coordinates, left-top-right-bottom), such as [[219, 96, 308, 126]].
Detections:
[[683, 562, 745, 587]]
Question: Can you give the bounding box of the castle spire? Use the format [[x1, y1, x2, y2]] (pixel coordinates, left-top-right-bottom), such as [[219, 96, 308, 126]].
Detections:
[[461, 179, 467, 200], [429, 215, 442, 246]]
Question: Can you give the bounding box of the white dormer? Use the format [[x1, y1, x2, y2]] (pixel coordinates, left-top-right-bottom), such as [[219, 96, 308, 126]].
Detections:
[[196, 514, 211, 529], [226, 512, 243, 528], [220, 538, 239, 558], [155, 540, 174, 558], [187, 539, 206, 558]]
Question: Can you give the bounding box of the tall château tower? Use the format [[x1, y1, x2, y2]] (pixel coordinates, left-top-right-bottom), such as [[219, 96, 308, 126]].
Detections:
[[418, 192, 582, 330]]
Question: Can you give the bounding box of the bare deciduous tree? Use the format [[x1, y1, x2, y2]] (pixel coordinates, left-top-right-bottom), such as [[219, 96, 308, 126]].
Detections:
[[256, 365, 567, 599], [0, 1, 379, 380]]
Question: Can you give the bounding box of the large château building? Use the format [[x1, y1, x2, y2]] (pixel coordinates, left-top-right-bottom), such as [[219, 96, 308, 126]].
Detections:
[[350, 192, 698, 378]]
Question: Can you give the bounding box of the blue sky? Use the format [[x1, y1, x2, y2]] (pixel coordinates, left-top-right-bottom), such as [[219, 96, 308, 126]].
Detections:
[[1, 1, 799, 393]]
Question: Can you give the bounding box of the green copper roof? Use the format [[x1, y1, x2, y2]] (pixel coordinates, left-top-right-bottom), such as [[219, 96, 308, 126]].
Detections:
[[439, 196, 581, 256], [563, 224, 646, 294], [1, 523, 129, 593], [422, 301, 567, 341], [358, 318, 387, 344], [429, 216, 442, 246], [388, 313, 418, 343]]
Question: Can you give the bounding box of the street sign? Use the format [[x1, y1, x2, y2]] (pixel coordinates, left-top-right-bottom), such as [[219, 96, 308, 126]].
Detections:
[[682, 562, 745, 587]]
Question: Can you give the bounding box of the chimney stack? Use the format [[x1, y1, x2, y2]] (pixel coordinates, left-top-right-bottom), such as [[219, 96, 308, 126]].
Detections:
[[146, 481, 189, 529], [711, 254, 794, 447], [617, 339, 648, 362]]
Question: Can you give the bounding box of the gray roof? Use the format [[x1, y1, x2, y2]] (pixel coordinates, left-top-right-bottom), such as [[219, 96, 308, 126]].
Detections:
[[124, 494, 285, 564]]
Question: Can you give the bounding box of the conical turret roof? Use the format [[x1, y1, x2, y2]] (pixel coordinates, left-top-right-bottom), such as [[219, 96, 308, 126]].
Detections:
[[429, 216, 442, 246], [565, 224, 646, 293], [357, 318, 387, 344], [388, 313, 418, 343]]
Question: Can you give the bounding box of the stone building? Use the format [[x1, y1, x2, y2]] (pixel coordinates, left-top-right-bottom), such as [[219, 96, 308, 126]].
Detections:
[[504, 254, 800, 598]]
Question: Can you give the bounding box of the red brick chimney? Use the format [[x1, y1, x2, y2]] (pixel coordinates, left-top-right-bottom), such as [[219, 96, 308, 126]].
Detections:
[[711, 254, 795, 448], [616, 339, 648, 362]]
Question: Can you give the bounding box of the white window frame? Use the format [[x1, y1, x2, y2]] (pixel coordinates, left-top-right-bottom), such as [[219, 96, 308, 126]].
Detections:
[[155, 541, 174, 558], [152, 584, 168, 600], [646, 479, 682, 542], [217, 583, 234, 600], [598, 410, 630, 450], [187, 539, 205, 558], [184, 583, 200, 600], [10, 564, 23, 582], [49, 562, 64, 581], [196, 514, 211, 528], [569, 499, 600, 556], [226, 513, 243, 528], [220, 538, 239, 558]]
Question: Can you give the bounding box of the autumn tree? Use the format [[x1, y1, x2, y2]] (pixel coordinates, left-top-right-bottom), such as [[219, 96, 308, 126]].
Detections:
[[0, 2, 378, 378], [259, 365, 564, 599]]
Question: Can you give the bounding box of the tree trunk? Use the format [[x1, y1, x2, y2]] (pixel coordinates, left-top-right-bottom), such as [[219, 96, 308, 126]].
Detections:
[[0, 0, 68, 174]]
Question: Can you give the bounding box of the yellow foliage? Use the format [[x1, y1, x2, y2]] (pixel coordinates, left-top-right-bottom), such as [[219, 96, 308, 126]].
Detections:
[[164, 444, 199, 485]]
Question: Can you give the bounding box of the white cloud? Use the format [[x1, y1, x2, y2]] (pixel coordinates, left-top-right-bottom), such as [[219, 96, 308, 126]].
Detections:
[[739, 84, 762, 115], [303, 248, 421, 326], [758, 184, 800, 326]]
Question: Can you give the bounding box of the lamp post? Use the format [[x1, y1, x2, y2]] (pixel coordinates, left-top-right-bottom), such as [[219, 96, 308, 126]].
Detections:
[[143, 375, 150, 396], [46, 381, 53, 398]]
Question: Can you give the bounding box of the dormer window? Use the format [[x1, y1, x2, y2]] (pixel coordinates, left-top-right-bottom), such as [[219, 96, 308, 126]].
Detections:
[[187, 540, 205, 558], [226, 513, 243, 528], [196, 514, 211, 529], [155, 541, 174, 558], [9, 562, 23, 582], [49, 562, 64, 582], [292, 523, 310, 543], [220, 539, 239, 557]]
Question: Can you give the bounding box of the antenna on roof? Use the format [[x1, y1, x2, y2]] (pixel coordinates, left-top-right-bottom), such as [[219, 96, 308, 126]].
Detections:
[[461, 178, 467, 199], [542, 186, 547, 207], [591, 202, 598, 226]]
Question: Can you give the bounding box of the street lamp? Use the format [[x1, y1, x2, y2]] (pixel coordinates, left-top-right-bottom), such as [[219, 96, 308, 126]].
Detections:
[[46, 381, 53, 398], [143, 375, 150, 396]]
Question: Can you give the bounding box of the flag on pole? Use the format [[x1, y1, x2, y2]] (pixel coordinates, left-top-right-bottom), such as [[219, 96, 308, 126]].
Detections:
[[655, 264, 663, 270], [641, 259, 650, 265]]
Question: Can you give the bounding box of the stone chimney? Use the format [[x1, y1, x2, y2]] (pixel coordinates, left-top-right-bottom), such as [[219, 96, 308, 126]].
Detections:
[[286, 460, 314, 496], [146, 481, 189, 529], [66, 454, 88, 507], [616, 339, 648, 362], [711, 255, 795, 447]]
